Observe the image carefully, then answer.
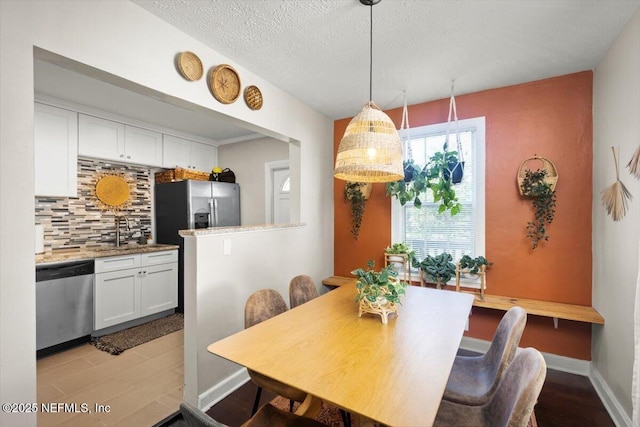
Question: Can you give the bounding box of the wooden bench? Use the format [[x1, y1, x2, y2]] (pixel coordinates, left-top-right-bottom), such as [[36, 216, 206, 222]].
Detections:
[[322, 276, 604, 328]]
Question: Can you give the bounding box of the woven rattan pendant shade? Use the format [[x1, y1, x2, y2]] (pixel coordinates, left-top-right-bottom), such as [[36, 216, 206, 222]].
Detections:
[[334, 101, 403, 183]]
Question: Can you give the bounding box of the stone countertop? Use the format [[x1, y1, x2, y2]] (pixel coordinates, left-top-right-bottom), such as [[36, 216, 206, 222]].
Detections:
[[179, 223, 306, 237], [35, 243, 180, 266]]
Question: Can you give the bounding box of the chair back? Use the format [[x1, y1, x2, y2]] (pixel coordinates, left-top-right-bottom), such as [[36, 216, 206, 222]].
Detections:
[[482, 306, 527, 395], [245, 289, 288, 328], [289, 275, 319, 308], [485, 347, 546, 426], [180, 402, 228, 427]]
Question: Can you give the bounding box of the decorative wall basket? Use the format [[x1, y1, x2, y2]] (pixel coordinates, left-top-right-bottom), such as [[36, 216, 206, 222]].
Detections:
[[92, 172, 134, 212], [517, 156, 558, 196]]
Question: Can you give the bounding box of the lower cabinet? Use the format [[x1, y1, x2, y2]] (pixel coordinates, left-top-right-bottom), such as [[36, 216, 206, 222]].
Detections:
[[94, 250, 177, 330]]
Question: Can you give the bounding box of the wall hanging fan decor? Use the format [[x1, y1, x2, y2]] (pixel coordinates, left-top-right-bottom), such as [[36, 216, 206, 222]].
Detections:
[[601, 146, 632, 221], [209, 64, 241, 104], [92, 172, 134, 212], [244, 85, 263, 110], [176, 51, 203, 81], [627, 144, 640, 179]]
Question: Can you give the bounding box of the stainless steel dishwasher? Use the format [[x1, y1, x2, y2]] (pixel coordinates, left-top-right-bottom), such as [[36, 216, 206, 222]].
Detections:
[[36, 260, 94, 354]]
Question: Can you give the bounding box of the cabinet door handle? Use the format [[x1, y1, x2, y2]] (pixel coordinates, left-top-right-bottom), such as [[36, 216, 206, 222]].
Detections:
[[126, 155, 131, 159], [120, 154, 124, 158]]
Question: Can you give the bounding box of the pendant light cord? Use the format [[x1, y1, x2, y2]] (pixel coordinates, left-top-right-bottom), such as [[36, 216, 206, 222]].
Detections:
[[369, 2, 373, 103]]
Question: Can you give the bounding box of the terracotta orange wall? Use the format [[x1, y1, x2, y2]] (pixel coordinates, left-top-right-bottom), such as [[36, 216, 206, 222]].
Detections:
[[333, 72, 594, 359]]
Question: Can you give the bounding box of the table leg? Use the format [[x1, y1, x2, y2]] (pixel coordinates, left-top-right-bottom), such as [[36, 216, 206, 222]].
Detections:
[[293, 394, 322, 418]]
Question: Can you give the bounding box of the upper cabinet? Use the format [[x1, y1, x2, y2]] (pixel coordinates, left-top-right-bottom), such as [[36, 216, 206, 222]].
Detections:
[[79, 114, 162, 167], [34, 103, 78, 197], [163, 134, 217, 172]]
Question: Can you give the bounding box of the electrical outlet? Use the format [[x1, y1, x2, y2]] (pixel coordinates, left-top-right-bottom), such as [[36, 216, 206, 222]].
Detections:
[[223, 239, 231, 255]]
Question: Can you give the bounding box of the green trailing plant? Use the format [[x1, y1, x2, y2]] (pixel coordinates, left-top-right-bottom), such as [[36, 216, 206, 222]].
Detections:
[[520, 169, 557, 249], [412, 252, 456, 289], [386, 151, 462, 215], [344, 182, 367, 240], [458, 255, 492, 275], [353, 260, 407, 305], [384, 242, 416, 260]]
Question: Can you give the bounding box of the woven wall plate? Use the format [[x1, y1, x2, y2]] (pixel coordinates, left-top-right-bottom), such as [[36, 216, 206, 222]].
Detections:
[[177, 51, 203, 81], [209, 64, 241, 104], [93, 173, 132, 211], [244, 85, 263, 110]]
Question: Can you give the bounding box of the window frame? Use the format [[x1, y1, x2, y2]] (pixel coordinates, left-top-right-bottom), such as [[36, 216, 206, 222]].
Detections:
[[391, 116, 486, 286]]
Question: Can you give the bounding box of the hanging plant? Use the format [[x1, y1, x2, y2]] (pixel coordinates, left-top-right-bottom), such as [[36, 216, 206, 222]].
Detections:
[[344, 182, 369, 240], [520, 169, 557, 249]]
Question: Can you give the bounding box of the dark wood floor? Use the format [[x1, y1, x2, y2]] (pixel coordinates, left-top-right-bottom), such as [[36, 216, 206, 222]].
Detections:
[[164, 361, 615, 427], [200, 369, 614, 427]]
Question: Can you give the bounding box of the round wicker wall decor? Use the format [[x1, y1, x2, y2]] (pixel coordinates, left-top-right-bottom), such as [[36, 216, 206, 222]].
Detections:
[[244, 85, 263, 110], [177, 51, 203, 81]]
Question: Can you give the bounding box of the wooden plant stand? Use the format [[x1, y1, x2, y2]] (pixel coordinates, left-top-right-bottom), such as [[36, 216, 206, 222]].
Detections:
[[384, 253, 412, 283], [455, 263, 486, 301]]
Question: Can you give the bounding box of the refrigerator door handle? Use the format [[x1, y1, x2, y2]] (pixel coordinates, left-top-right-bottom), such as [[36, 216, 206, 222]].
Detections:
[[212, 198, 219, 227], [208, 199, 215, 227]]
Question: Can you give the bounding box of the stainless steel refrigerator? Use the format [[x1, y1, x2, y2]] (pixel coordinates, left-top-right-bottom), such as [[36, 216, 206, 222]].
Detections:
[[155, 180, 240, 311]]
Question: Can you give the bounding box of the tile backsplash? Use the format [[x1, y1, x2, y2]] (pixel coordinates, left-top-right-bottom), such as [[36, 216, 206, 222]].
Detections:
[[35, 157, 154, 252]]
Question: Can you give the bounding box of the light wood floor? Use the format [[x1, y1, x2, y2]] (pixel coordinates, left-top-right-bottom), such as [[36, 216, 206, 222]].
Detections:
[[37, 330, 183, 427]]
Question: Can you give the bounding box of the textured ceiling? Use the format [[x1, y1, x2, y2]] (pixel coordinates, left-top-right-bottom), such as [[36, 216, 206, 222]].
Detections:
[[133, 0, 640, 120]]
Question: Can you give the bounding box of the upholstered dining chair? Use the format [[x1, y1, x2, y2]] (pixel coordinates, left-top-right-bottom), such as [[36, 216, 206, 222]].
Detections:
[[180, 401, 328, 427], [444, 306, 527, 406], [434, 347, 546, 427], [289, 275, 319, 308], [245, 289, 308, 416]]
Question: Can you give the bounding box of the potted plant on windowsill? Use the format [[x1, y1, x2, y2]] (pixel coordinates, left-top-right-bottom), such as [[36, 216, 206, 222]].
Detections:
[[385, 242, 415, 269], [353, 260, 407, 324], [412, 252, 456, 289], [458, 255, 492, 278]]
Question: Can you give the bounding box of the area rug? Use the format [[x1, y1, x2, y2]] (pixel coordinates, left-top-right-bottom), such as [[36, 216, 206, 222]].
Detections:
[[271, 396, 537, 427], [91, 313, 183, 355]]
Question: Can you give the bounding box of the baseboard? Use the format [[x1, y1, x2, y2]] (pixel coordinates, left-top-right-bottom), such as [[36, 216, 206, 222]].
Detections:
[[460, 336, 591, 375], [590, 365, 633, 427], [198, 368, 250, 411], [460, 337, 631, 426]]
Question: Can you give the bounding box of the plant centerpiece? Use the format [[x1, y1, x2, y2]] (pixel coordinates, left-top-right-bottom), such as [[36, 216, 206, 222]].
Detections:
[[386, 150, 463, 215], [520, 169, 557, 249], [353, 260, 407, 324], [413, 252, 456, 289], [458, 255, 492, 277], [344, 182, 370, 240]]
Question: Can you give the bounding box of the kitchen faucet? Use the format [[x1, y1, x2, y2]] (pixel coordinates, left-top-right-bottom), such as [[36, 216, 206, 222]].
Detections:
[[115, 215, 130, 247]]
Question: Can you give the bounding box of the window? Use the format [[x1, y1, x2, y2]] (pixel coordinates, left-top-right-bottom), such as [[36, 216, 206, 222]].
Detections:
[[391, 117, 486, 264]]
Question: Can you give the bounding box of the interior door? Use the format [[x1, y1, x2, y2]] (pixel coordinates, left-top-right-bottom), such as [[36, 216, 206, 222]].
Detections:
[[272, 168, 290, 224]]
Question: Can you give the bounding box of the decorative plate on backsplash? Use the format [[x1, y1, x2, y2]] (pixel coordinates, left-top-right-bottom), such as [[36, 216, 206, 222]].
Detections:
[[92, 172, 134, 212]]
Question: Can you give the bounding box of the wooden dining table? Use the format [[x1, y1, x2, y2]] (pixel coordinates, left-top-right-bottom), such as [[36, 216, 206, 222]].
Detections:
[[207, 284, 474, 427]]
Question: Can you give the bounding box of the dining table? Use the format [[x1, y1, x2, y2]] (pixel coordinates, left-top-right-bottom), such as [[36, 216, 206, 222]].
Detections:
[[207, 284, 474, 427]]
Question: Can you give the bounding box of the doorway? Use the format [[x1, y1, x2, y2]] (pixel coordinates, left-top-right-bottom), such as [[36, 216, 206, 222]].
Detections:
[[265, 160, 290, 224]]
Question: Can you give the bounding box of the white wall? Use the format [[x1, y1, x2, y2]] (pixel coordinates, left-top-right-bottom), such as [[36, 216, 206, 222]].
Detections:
[[218, 137, 290, 225], [592, 9, 640, 424], [0, 1, 333, 426]]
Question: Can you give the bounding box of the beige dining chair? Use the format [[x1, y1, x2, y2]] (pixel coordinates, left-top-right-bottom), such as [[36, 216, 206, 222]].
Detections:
[[180, 401, 328, 427], [245, 289, 308, 416], [434, 347, 546, 427], [444, 306, 527, 406], [289, 275, 319, 308]]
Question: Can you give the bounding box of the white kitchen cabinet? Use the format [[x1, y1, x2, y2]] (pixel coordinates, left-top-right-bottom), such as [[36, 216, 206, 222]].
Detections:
[[34, 103, 78, 197], [79, 114, 125, 161], [79, 114, 162, 166], [94, 250, 178, 330], [163, 134, 217, 172]]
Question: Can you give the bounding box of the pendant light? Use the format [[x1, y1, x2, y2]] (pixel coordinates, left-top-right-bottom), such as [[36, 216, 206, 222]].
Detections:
[[334, 0, 403, 183]]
